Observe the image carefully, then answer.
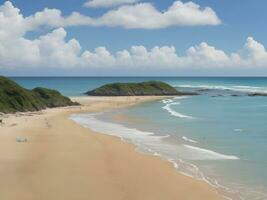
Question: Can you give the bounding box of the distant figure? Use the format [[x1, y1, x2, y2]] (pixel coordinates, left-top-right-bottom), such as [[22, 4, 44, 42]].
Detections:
[[0, 119, 3, 124]]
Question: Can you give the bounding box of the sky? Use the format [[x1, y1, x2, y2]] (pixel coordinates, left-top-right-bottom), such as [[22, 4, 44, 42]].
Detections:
[[1, 0, 267, 76]]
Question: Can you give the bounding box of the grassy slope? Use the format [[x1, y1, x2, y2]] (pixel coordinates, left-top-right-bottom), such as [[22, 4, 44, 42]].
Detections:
[[86, 81, 196, 96], [0, 76, 78, 113]]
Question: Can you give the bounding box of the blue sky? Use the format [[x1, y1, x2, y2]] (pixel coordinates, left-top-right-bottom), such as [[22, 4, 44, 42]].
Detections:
[[14, 0, 267, 52], [1, 0, 267, 76]]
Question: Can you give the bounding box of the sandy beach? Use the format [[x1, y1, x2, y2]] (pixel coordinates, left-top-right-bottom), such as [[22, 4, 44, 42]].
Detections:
[[0, 96, 223, 200]]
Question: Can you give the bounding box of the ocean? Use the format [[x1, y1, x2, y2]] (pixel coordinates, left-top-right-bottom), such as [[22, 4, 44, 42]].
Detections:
[[11, 77, 267, 200]]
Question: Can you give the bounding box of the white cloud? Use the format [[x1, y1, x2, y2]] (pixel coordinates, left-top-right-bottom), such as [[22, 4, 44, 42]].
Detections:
[[37, 28, 82, 67], [0, 1, 267, 75], [0, 27, 82, 69], [0, 1, 25, 38], [186, 42, 230, 67], [1, 27, 267, 71], [0, 1, 221, 33], [91, 1, 221, 29], [238, 37, 267, 65], [84, 0, 139, 8]]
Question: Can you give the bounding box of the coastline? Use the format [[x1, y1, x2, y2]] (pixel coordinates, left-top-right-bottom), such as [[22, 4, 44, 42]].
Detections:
[[0, 96, 223, 200]]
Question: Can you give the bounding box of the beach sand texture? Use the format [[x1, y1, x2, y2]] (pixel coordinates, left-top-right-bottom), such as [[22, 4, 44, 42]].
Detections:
[[0, 96, 223, 200]]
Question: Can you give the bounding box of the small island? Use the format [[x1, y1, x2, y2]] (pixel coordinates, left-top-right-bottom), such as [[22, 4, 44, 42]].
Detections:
[[86, 81, 198, 96], [0, 76, 79, 113]]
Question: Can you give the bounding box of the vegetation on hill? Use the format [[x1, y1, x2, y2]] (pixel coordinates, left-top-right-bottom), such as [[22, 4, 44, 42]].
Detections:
[[0, 76, 78, 113], [86, 81, 198, 96]]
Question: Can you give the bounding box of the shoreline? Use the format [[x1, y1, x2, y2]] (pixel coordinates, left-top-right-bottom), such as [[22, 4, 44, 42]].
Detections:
[[0, 96, 223, 200], [71, 97, 238, 200]]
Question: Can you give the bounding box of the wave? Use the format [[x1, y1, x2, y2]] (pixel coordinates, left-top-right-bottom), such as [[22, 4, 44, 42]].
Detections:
[[182, 136, 198, 143], [161, 98, 194, 119], [162, 99, 173, 104], [175, 84, 267, 95], [71, 114, 239, 162], [175, 84, 233, 91], [162, 103, 194, 119], [183, 145, 240, 160], [70, 113, 162, 140]]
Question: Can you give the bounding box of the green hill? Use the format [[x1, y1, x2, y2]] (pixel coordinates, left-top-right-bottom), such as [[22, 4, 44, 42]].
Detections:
[[0, 76, 78, 113], [86, 81, 197, 96]]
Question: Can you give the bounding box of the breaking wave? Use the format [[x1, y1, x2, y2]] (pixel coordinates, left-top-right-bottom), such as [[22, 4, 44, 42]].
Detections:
[[183, 145, 240, 160], [161, 98, 194, 119], [175, 84, 267, 95]]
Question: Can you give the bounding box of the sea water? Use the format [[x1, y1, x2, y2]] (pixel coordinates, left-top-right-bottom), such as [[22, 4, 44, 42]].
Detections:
[[11, 77, 267, 200], [10, 76, 267, 97]]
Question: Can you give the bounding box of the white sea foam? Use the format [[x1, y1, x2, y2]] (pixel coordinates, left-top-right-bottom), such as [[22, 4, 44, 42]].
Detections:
[[162, 102, 194, 119], [71, 114, 239, 162], [162, 99, 173, 104], [182, 136, 198, 143], [175, 84, 267, 95], [71, 114, 162, 140], [183, 145, 240, 160], [162, 104, 192, 119], [168, 159, 179, 169], [162, 97, 187, 104], [153, 152, 161, 157], [234, 129, 243, 132], [176, 84, 233, 91]]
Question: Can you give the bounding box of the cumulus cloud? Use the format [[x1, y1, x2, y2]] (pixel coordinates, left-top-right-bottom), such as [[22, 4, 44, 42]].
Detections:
[[0, 1, 221, 32], [83, 1, 221, 29], [186, 42, 230, 67], [90, 1, 221, 28], [0, 1, 25, 38], [0, 1, 267, 75], [1, 28, 267, 71], [84, 0, 139, 8], [237, 37, 267, 65], [0, 1, 92, 38]]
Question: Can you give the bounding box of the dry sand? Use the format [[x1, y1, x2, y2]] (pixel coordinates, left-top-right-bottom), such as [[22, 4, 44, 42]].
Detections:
[[0, 96, 223, 200]]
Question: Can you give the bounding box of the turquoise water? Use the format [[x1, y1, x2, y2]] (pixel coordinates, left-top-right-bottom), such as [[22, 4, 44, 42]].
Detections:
[[10, 77, 267, 96], [11, 77, 267, 200]]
